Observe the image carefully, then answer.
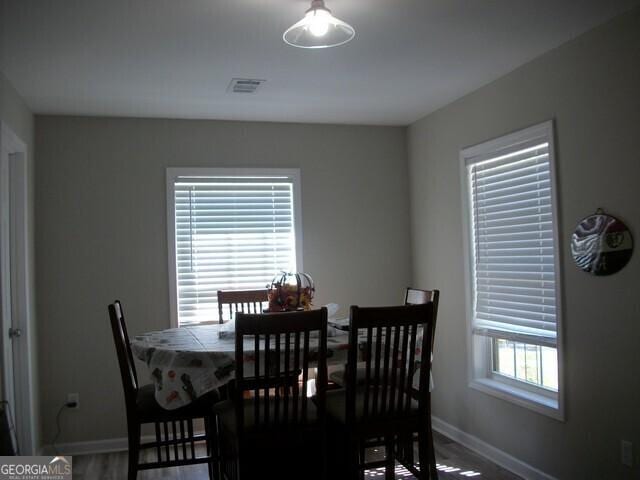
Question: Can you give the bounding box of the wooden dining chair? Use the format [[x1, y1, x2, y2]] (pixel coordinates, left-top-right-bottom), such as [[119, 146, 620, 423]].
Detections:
[[329, 287, 439, 386], [217, 289, 269, 323], [331, 287, 440, 476], [325, 303, 438, 480], [397, 288, 439, 475], [108, 300, 220, 480], [214, 308, 328, 480]]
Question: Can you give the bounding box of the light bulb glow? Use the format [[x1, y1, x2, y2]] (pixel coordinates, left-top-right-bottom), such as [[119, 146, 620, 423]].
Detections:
[[283, 1, 355, 49], [306, 10, 330, 37]]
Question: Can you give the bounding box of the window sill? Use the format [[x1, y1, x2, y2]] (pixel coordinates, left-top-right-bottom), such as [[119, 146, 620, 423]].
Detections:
[[469, 377, 564, 421]]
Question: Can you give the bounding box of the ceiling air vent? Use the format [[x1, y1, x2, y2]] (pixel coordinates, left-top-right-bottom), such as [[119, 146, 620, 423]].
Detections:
[[227, 78, 266, 94]]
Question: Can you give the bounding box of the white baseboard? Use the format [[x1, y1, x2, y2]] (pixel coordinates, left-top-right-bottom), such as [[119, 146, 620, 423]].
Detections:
[[432, 416, 557, 480], [40, 435, 153, 457], [40, 431, 210, 457]]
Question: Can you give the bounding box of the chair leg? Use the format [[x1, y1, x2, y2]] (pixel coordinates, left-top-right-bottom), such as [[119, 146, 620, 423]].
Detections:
[[348, 435, 360, 480], [127, 422, 140, 480], [358, 442, 365, 480], [208, 459, 216, 480], [326, 422, 346, 478], [320, 428, 328, 480], [418, 430, 438, 480], [205, 415, 219, 480], [396, 433, 414, 470], [384, 436, 395, 480], [427, 423, 438, 480]]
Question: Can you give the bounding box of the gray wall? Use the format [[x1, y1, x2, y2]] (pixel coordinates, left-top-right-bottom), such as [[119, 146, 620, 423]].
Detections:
[[34, 116, 411, 444], [0, 70, 39, 452], [1, 72, 33, 145], [408, 8, 640, 479]]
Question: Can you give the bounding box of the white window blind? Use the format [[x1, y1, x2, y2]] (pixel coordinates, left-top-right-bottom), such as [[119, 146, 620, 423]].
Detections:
[[465, 130, 559, 347], [172, 174, 298, 326]]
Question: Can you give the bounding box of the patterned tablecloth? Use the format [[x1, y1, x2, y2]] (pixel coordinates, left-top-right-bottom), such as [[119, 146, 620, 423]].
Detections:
[[131, 324, 351, 410]]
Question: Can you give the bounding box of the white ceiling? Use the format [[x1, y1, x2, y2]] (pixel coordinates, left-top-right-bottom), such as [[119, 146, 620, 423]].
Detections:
[[2, 0, 639, 126]]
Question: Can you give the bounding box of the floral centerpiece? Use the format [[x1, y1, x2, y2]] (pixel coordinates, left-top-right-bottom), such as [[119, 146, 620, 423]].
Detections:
[[267, 271, 315, 311]]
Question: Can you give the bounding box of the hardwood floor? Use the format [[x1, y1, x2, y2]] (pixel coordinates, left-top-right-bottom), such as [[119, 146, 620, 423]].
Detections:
[[72, 431, 521, 479]]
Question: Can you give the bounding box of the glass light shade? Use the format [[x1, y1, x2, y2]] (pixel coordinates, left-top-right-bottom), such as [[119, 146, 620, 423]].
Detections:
[[283, 1, 355, 49]]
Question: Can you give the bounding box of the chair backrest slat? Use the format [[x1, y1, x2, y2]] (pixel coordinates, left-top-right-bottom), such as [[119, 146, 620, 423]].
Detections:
[[264, 333, 271, 424], [397, 324, 410, 412], [292, 331, 301, 423], [217, 289, 268, 323], [274, 332, 281, 424], [362, 327, 373, 418], [234, 308, 328, 433], [388, 324, 401, 413], [284, 331, 291, 418], [347, 303, 436, 422], [108, 301, 138, 412], [372, 326, 382, 416], [380, 325, 392, 414], [114, 301, 138, 387], [301, 330, 310, 422], [405, 323, 418, 412]]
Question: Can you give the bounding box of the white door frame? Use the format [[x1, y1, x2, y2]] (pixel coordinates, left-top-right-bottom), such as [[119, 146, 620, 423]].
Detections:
[[0, 121, 35, 454]]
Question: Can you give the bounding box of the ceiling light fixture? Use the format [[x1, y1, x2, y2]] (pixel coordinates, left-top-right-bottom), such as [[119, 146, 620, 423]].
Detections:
[[283, 0, 355, 49]]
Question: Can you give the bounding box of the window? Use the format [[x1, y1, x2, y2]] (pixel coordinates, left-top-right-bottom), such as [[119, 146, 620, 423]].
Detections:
[[461, 121, 563, 418], [493, 339, 558, 390], [167, 168, 302, 327]]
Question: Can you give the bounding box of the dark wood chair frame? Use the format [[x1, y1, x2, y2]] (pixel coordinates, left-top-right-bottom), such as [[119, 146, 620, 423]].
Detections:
[[217, 289, 269, 324], [109, 300, 219, 480], [335, 302, 438, 480], [404, 288, 440, 377], [217, 308, 328, 480], [396, 288, 440, 478], [330, 287, 439, 384]]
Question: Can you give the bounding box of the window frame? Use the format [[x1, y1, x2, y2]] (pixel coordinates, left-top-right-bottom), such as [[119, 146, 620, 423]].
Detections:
[[166, 167, 303, 328], [459, 120, 565, 420], [490, 338, 558, 394]]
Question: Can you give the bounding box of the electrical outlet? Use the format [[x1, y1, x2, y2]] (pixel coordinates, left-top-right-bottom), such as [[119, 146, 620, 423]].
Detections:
[[621, 440, 633, 467], [66, 393, 80, 410]]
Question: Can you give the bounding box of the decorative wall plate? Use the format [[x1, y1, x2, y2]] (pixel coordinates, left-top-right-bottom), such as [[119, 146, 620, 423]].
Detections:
[[571, 209, 633, 276]]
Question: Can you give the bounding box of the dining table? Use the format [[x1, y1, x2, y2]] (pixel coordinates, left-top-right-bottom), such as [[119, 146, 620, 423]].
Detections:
[[131, 321, 351, 410], [131, 319, 431, 411]]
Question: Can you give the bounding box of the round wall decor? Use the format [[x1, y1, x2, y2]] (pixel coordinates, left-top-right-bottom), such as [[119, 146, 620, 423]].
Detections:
[[571, 209, 633, 276]]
